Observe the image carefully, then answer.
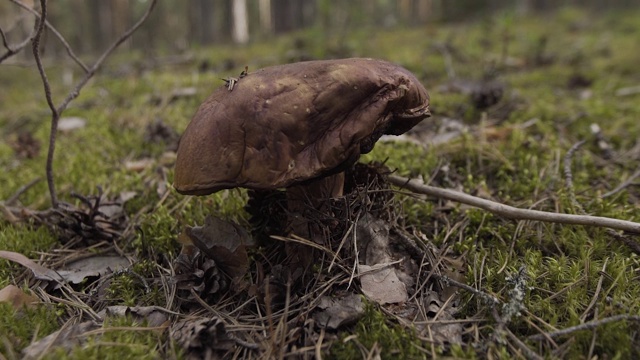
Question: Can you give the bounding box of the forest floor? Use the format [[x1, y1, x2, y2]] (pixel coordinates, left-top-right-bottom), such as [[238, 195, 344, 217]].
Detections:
[[1, 6, 640, 359]]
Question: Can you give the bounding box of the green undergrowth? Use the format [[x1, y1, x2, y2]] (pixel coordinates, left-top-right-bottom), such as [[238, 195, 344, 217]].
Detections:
[[44, 316, 172, 360], [0, 302, 62, 355], [2, 5, 640, 359], [330, 302, 428, 359]]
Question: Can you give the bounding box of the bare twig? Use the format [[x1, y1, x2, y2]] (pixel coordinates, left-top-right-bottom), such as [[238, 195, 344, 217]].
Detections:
[[0, 24, 34, 63], [602, 168, 640, 199], [5, 177, 42, 206], [387, 175, 640, 234], [433, 273, 500, 306], [563, 140, 586, 213], [9, 0, 89, 71], [31, 0, 59, 206], [505, 328, 544, 360], [30, 0, 158, 208], [528, 315, 640, 341]]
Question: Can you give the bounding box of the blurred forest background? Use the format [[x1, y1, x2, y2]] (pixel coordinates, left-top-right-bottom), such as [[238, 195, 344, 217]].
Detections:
[[1, 0, 639, 58]]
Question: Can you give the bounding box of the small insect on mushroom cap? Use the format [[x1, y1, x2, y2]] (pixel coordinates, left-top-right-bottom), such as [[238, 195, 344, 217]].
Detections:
[[173, 58, 430, 196]]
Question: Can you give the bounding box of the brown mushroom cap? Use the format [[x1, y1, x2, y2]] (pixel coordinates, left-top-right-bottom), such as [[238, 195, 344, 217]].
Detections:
[[174, 58, 430, 195]]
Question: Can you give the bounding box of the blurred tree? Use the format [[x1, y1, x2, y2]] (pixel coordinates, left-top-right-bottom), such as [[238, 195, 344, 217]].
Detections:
[[3, 0, 637, 59], [190, 0, 216, 45], [259, 0, 273, 34], [232, 0, 249, 44]]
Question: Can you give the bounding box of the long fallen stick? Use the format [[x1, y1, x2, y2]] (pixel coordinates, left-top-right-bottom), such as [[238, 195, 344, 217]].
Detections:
[[387, 175, 640, 234]]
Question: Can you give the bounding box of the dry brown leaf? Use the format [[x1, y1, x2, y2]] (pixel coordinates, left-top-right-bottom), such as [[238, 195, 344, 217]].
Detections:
[[359, 265, 408, 304], [22, 321, 98, 360], [0, 285, 39, 309], [98, 306, 170, 327], [184, 216, 254, 281], [56, 255, 129, 284], [355, 217, 409, 304], [0, 250, 62, 281], [314, 294, 364, 330]]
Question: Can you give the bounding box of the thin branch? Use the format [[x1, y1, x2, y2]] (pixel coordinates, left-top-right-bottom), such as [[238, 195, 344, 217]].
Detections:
[[0, 25, 34, 63], [528, 315, 640, 341], [56, 0, 158, 115], [9, 0, 89, 72], [31, 0, 60, 207], [30, 0, 157, 208], [505, 327, 544, 360], [433, 273, 500, 306], [387, 175, 640, 234], [563, 140, 586, 213], [5, 177, 42, 206], [602, 167, 640, 199]]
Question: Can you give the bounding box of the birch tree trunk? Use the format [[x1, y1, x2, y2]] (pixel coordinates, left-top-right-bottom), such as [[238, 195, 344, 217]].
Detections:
[[232, 0, 249, 44]]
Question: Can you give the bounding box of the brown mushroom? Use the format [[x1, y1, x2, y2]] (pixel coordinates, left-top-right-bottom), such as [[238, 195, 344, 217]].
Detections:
[[174, 58, 430, 239]]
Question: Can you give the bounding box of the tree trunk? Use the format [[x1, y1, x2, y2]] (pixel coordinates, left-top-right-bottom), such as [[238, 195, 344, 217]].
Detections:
[[259, 0, 273, 34], [232, 0, 249, 44], [110, 0, 130, 49]]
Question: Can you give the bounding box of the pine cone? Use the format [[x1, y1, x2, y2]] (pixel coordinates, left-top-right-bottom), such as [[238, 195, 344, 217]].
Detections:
[[173, 246, 228, 305]]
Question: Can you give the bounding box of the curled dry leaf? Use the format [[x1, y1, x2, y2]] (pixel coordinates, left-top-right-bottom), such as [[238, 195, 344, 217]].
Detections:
[[419, 292, 463, 344], [56, 255, 129, 284], [98, 305, 170, 327], [313, 294, 364, 330], [174, 216, 254, 304], [0, 284, 39, 309], [22, 321, 98, 360], [0, 250, 62, 281], [355, 217, 409, 305], [183, 215, 255, 281]]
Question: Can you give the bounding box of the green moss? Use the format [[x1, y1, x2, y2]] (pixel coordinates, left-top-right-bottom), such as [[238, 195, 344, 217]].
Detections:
[[0, 226, 58, 287], [330, 302, 428, 359], [44, 316, 170, 360], [0, 302, 62, 354]]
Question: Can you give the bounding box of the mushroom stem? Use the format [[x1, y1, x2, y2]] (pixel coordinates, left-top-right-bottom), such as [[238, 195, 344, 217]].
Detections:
[[284, 172, 345, 273], [285, 172, 345, 240]]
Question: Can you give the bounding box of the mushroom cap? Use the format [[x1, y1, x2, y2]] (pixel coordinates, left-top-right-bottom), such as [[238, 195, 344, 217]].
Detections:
[[174, 58, 430, 195]]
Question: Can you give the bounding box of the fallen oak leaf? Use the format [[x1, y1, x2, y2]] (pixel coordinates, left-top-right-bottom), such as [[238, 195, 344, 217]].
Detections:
[[0, 250, 62, 281]]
